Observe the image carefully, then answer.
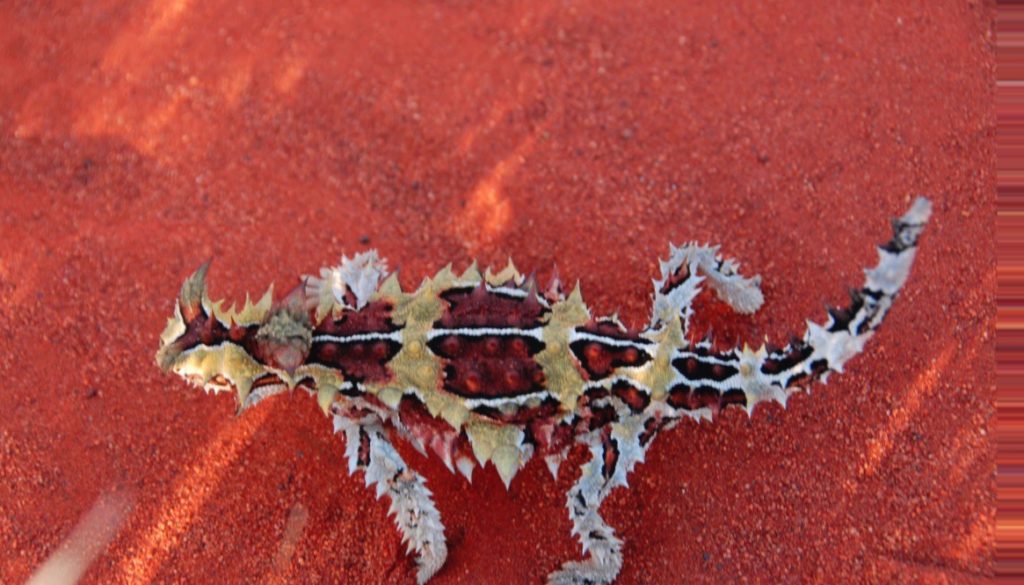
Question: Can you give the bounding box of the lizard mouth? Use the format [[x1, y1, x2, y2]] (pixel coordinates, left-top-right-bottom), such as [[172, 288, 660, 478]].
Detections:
[[178, 364, 314, 414], [182, 373, 237, 396]]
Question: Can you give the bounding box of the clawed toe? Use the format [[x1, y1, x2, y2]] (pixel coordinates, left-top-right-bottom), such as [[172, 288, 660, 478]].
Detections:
[[546, 560, 618, 585], [415, 540, 448, 585]]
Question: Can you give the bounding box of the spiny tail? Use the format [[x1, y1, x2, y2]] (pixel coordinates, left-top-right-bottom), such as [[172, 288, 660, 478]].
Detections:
[[660, 197, 932, 419]]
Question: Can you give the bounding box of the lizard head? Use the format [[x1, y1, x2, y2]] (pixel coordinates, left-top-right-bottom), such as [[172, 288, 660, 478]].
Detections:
[[155, 261, 314, 408]]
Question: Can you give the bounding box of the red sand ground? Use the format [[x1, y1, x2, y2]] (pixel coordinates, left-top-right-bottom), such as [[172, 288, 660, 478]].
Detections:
[[0, 1, 995, 583]]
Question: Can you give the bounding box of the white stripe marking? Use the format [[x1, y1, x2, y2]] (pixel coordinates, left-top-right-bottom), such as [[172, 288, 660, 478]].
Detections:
[[313, 331, 403, 344], [427, 327, 544, 341], [569, 330, 655, 353], [462, 390, 555, 409]]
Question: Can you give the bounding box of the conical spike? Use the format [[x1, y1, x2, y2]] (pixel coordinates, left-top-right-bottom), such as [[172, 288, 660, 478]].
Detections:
[[376, 272, 403, 299], [468, 431, 493, 466], [237, 285, 274, 325], [208, 298, 231, 324], [430, 435, 455, 472], [521, 271, 537, 292], [486, 257, 521, 286], [317, 385, 336, 415], [433, 263, 457, 289], [408, 435, 427, 457], [460, 260, 482, 283], [544, 452, 565, 480], [278, 282, 308, 310], [523, 279, 542, 313], [568, 281, 584, 303], [545, 265, 564, 302], [505, 257, 521, 285], [491, 446, 520, 489], [179, 260, 212, 321], [471, 279, 488, 300], [234, 376, 254, 409], [456, 456, 475, 483], [158, 301, 187, 352]]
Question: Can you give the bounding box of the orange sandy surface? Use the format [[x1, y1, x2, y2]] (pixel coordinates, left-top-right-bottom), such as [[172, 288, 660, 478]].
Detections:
[[0, 1, 995, 583]]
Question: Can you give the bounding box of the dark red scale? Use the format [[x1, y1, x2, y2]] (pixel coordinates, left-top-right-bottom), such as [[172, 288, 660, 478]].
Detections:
[[442, 357, 543, 398], [484, 337, 501, 355], [761, 342, 813, 375], [692, 387, 721, 409], [684, 357, 698, 375], [672, 356, 738, 382], [429, 287, 550, 401], [315, 301, 398, 335], [228, 324, 248, 342], [659, 263, 693, 294], [430, 332, 546, 398], [610, 380, 651, 412], [638, 416, 664, 447], [665, 384, 747, 412], [577, 319, 644, 341], [309, 302, 401, 384], [601, 436, 620, 480], [570, 338, 651, 380], [357, 429, 371, 467], [173, 306, 262, 359], [434, 284, 548, 329], [441, 336, 461, 355], [464, 370, 482, 393], [721, 389, 748, 408], [308, 339, 400, 383], [666, 385, 721, 411], [504, 370, 523, 387], [587, 404, 618, 431], [372, 341, 390, 359]]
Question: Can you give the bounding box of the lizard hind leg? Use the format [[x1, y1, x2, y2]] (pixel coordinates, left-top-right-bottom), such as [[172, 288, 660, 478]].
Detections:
[[649, 243, 764, 333], [548, 414, 652, 585], [333, 414, 448, 584]]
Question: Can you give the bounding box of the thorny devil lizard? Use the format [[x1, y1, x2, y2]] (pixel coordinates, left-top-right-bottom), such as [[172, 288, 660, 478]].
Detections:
[[156, 197, 931, 584]]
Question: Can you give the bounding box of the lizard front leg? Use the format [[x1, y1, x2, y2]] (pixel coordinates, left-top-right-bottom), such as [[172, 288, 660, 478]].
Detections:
[[333, 412, 448, 584]]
